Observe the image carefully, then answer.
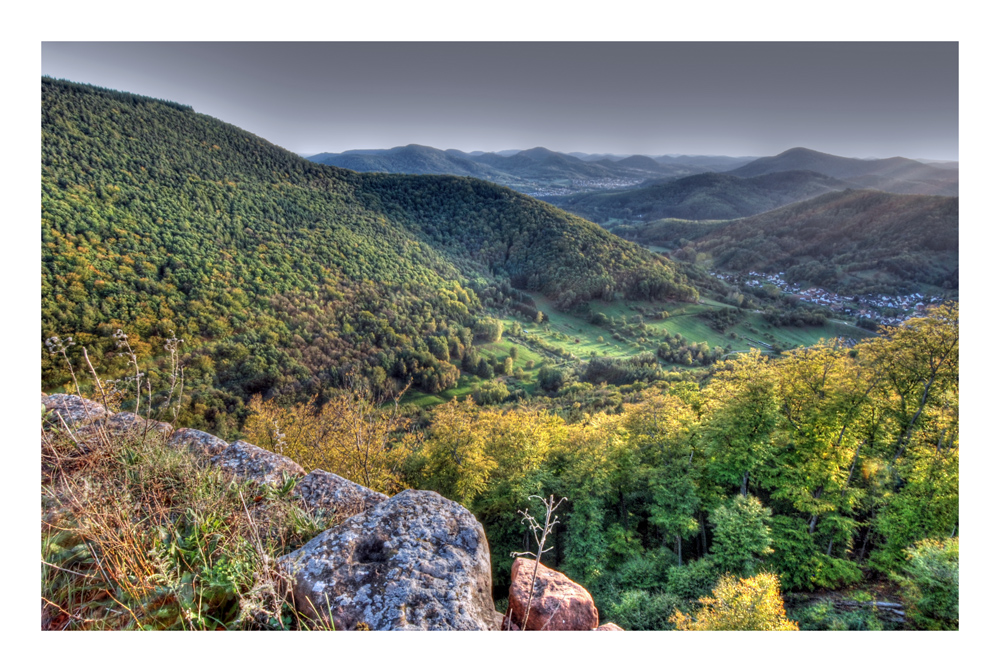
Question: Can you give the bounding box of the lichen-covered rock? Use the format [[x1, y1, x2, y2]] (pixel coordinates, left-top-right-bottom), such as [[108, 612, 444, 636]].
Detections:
[[292, 470, 388, 520], [101, 412, 173, 439], [167, 428, 230, 460], [508, 558, 599, 631], [210, 440, 306, 487], [43, 394, 108, 430], [594, 622, 624, 631], [279, 489, 494, 631]]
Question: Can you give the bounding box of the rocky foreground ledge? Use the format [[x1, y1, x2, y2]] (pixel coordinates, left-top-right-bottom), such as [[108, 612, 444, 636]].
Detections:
[[41, 393, 622, 631]]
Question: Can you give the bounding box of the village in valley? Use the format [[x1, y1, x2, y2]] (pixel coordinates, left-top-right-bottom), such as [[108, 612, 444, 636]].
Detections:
[[711, 270, 944, 328], [522, 177, 648, 198]]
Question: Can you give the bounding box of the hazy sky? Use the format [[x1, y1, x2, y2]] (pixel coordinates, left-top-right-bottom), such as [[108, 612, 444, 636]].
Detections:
[[41, 42, 958, 160]]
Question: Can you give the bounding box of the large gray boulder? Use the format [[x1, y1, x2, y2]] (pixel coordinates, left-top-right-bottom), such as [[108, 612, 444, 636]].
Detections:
[[168, 428, 230, 460], [293, 470, 388, 520], [279, 489, 494, 631], [210, 440, 306, 487], [43, 394, 108, 430], [70, 411, 173, 453], [101, 412, 173, 439]]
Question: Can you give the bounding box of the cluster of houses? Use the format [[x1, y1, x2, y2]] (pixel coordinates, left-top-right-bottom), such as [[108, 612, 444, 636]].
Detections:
[[569, 178, 644, 191], [711, 270, 942, 327], [847, 293, 942, 326], [522, 178, 645, 198]]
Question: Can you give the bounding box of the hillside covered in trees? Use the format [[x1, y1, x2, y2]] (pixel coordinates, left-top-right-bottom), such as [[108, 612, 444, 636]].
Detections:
[[544, 170, 852, 222], [728, 147, 959, 196], [394, 305, 958, 629], [672, 189, 958, 294], [41, 78, 696, 432]]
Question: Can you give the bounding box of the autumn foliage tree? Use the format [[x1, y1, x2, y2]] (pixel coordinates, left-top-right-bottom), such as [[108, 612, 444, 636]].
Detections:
[[242, 378, 417, 494], [671, 572, 799, 631]]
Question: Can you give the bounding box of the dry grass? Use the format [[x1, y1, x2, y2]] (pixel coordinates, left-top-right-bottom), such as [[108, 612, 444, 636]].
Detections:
[[40, 409, 336, 630]]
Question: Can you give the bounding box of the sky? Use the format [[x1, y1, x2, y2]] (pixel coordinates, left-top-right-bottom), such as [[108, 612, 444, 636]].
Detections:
[[41, 42, 958, 160]]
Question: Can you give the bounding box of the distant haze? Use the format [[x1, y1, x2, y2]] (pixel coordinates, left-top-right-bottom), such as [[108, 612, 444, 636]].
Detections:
[[41, 42, 958, 161]]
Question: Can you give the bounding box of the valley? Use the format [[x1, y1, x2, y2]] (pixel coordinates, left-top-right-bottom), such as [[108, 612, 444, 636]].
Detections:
[[40, 73, 959, 634]]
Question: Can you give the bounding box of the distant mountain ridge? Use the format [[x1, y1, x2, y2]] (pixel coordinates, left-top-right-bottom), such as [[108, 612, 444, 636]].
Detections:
[[308, 145, 957, 204], [728, 147, 958, 196], [544, 170, 853, 222], [307, 145, 759, 196]]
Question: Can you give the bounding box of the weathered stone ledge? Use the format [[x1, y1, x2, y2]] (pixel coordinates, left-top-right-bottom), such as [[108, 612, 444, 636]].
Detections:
[[41, 393, 621, 631]]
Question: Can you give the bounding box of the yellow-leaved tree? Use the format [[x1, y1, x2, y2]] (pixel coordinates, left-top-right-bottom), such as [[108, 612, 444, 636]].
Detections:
[[671, 572, 799, 631], [242, 379, 417, 495], [418, 398, 566, 509]]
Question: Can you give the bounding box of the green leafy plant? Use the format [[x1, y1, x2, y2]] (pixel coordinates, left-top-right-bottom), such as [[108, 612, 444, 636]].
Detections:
[[894, 537, 959, 630]]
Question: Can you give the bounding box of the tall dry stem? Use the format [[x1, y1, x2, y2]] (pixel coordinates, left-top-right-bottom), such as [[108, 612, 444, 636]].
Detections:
[[510, 494, 566, 630]]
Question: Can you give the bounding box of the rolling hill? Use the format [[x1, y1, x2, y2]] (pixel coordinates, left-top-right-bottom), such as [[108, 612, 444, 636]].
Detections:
[[728, 147, 958, 196], [308, 145, 744, 196], [676, 189, 958, 293], [544, 170, 853, 222], [308, 144, 511, 181], [41, 78, 697, 428]]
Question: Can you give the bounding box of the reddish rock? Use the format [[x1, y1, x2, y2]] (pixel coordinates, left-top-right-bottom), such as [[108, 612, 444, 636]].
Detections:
[[508, 558, 599, 631], [594, 622, 624, 631], [500, 611, 521, 631]]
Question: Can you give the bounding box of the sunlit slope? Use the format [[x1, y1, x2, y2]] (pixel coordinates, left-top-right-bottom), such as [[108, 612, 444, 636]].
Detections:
[[686, 189, 958, 293], [41, 78, 696, 412]]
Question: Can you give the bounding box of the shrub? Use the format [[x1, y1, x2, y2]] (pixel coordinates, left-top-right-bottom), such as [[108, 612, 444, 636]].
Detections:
[[671, 572, 799, 631], [472, 380, 510, 406], [791, 598, 883, 631], [537, 365, 567, 392], [665, 556, 721, 600], [615, 553, 669, 593], [605, 590, 684, 631], [894, 537, 959, 630]]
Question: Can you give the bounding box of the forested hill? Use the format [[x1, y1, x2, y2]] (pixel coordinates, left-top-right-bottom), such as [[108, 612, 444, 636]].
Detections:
[[41, 78, 695, 429], [728, 147, 958, 197], [358, 173, 696, 306], [544, 170, 852, 222], [682, 189, 958, 293]]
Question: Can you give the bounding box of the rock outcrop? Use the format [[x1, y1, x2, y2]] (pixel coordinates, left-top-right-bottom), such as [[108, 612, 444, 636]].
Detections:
[[42, 394, 503, 631], [101, 412, 173, 439], [507, 558, 599, 631], [210, 440, 307, 487], [68, 412, 174, 453], [594, 622, 624, 631], [279, 489, 495, 631], [292, 470, 388, 519], [167, 428, 231, 459], [43, 393, 108, 430]]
